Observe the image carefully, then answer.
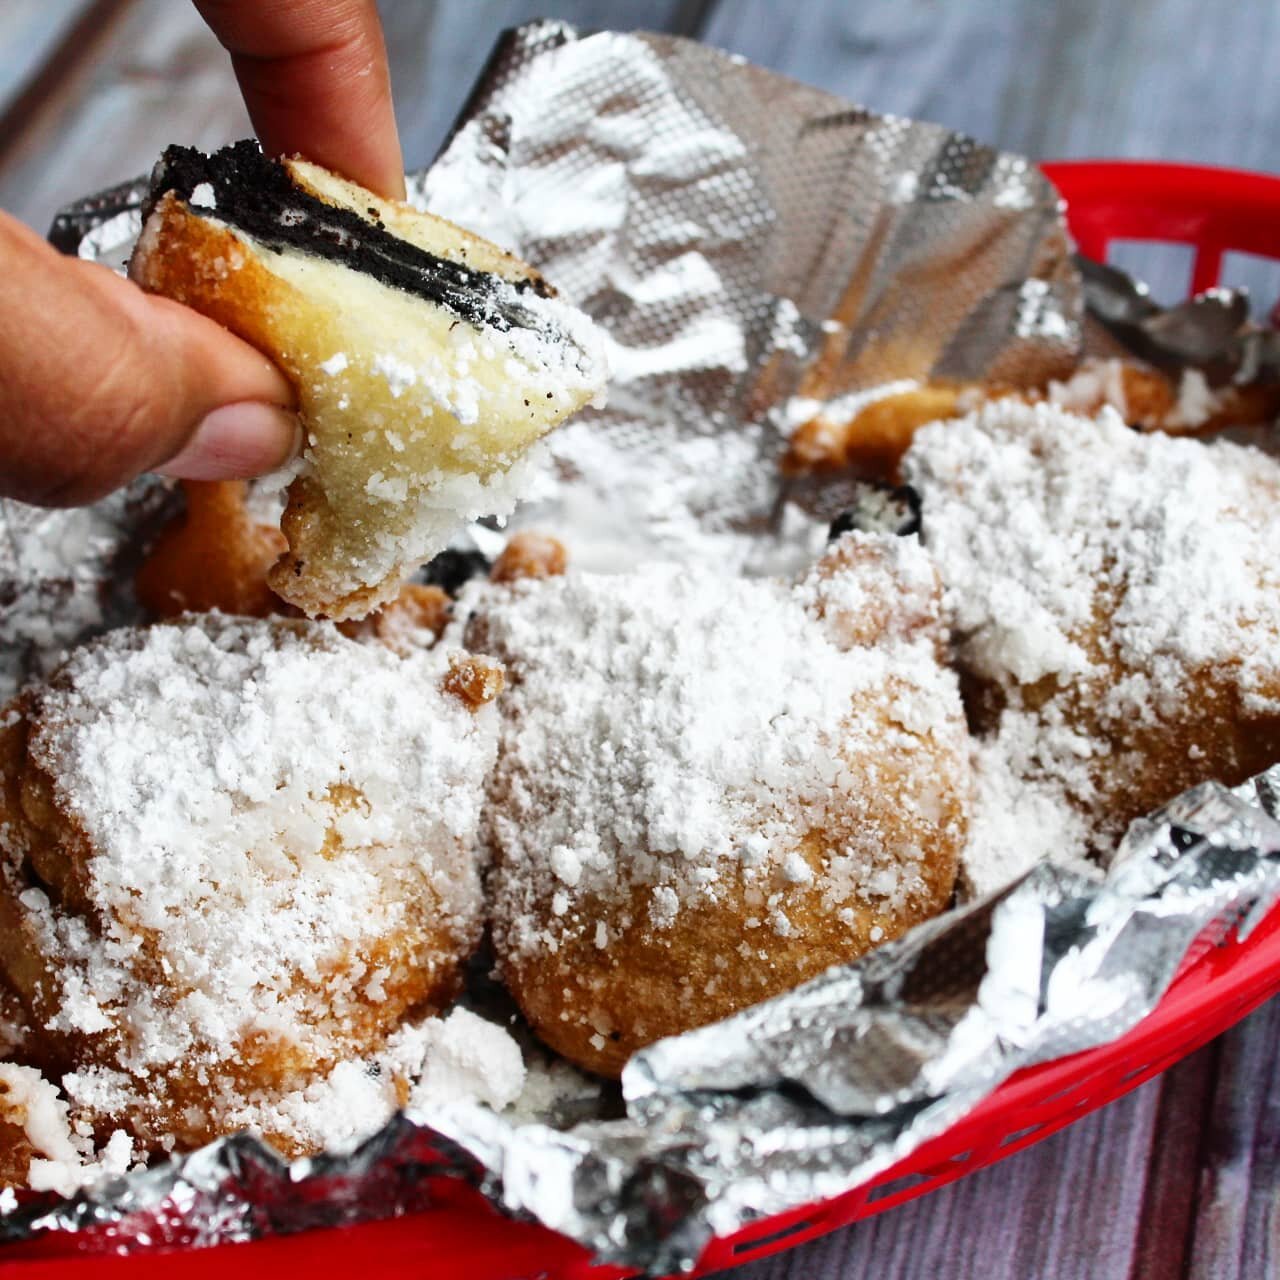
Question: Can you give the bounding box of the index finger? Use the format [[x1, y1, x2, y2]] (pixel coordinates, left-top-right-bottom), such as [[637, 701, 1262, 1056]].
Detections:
[[194, 0, 405, 200]]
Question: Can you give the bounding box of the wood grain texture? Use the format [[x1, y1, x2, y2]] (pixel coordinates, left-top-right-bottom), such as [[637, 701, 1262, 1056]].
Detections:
[[717, 1073, 1169, 1280], [714, 1015, 1277, 1280], [0, 0, 95, 117], [698, 0, 1280, 166], [0, 0, 250, 232], [1130, 1041, 1216, 1280], [1186, 998, 1280, 1280]]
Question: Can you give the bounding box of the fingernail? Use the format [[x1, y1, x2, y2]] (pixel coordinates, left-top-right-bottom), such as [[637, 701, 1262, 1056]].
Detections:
[[157, 403, 301, 481]]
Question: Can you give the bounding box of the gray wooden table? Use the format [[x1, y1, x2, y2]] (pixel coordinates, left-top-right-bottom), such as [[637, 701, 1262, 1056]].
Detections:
[[0, 2, 1277, 1277]]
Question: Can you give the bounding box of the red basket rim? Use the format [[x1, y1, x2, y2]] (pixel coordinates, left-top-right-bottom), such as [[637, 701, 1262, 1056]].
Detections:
[[1041, 158, 1280, 293]]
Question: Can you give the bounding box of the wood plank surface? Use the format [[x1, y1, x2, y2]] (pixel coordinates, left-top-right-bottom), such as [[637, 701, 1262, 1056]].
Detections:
[[0, 3, 1276, 1279], [1130, 1038, 1216, 1280], [0, 0, 249, 232], [0, 0, 96, 119], [1186, 997, 1280, 1280], [697, 0, 1280, 167], [738, 1078, 1165, 1280]]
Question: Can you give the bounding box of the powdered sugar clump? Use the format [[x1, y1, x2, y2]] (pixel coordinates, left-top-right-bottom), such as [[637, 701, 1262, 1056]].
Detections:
[[0, 1062, 135, 1197], [395, 1006, 526, 1113], [962, 737, 1099, 898], [1044, 358, 1131, 419], [0, 1005, 525, 1189], [196, 1007, 525, 1158], [467, 539, 968, 959], [1172, 368, 1216, 428], [0, 503, 125, 703]]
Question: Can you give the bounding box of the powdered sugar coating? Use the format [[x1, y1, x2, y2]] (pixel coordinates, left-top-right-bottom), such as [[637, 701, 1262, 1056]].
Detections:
[[904, 400, 1280, 872], [470, 538, 966, 949], [0, 1004, 525, 1188], [907, 402, 1280, 695], [467, 540, 970, 1073], [962, 737, 1098, 898], [0, 1062, 135, 1196], [0, 616, 500, 1150]]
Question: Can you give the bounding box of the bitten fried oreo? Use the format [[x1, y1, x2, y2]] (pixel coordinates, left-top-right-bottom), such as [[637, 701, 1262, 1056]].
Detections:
[[129, 142, 609, 620]]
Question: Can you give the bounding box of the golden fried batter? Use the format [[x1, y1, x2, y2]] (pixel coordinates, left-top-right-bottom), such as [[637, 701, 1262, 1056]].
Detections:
[[442, 653, 507, 711], [136, 482, 457, 656], [1044, 362, 1280, 435], [473, 537, 969, 1076], [490, 531, 568, 584], [784, 359, 1280, 478], [134, 480, 287, 619], [783, 384, 969, 478], [502, 682, 966, 1077], [0, 983, 29, 1061], [967, 613, 1280, 847], [338, 583, 453, 655]]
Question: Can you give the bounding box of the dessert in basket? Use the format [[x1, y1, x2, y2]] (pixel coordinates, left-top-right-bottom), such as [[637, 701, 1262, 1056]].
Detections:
[[2, 44, 1278, 1271]]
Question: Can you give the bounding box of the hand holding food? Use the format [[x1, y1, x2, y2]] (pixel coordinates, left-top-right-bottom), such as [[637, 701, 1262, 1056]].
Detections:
[[130, 143, 608, 618], [0, 0, 403, 510]]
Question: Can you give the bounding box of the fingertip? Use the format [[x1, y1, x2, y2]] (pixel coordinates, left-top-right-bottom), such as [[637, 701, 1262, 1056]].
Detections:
[[382, 164, 408, 204], [199, 0, 405, 203], [156, 402, 302, 481]]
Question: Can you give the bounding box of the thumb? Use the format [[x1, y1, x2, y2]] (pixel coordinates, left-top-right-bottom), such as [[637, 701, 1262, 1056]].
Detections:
[[0, 213, 297, 507]]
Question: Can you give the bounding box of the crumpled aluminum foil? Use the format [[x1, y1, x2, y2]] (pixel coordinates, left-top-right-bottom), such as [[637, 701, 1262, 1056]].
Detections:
[[1078, 255, 1280, 384], [4, 21, 1280, 1275]]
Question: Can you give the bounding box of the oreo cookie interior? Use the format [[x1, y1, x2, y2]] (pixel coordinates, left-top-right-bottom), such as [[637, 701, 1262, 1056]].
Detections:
[[423, 548, 493, 596], [828, 481, 923, 540], [148, 142, 553, 333]]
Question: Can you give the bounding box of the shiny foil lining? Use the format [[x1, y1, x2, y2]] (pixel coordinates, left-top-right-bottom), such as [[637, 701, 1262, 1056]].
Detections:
[[4, 21, 1280, 1274]]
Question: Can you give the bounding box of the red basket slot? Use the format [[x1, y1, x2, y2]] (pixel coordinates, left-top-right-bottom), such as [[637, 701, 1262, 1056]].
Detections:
[[3, 160, 1280, 1280], [1041, 160, 1280, 294]]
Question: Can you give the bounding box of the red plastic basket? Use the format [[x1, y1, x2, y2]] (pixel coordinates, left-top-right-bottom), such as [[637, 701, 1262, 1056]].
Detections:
[[4, 160, 1280, 1279]]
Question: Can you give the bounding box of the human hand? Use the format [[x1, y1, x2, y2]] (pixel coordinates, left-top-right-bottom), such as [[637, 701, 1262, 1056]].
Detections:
[[0, 0, 402, 506], [193, 0, 404, 201]]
